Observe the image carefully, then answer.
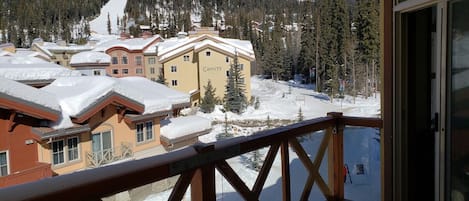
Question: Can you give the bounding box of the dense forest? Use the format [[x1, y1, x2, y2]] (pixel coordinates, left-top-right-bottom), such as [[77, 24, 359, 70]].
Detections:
[[0, 0, 379, 99], [0, 0, 109, 46], [123, 0, 380, 99]]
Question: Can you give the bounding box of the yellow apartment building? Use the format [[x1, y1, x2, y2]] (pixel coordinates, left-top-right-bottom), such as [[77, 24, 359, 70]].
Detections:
[[151, 32, 256, 105]]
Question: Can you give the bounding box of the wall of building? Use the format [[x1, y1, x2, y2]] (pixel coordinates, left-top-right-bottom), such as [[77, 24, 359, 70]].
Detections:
[[163, 52, 199, 94], [197, 47, 252, 101], [144, 54, 163, 82], [0, 111, 53, 186], [38, 132, 90, 175], [106, 49, 145, 78], [38, 105, 163, 175]]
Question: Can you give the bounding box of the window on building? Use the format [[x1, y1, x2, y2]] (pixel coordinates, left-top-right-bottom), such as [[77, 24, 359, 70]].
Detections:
[[171, 66, 177, 72], [239, 77, 245, 84], [112, 57, 118, 64], [172, 80, 178, 86], [0, 151, 8, 176], [150, 67, 155, 74], [136, 56, 142, 66], [206, 51, 211, 56], [93, 70, 101, 76], [145, 121, 153, 140], [226, 56, 229, 63], [123, 69, 129, 74], [239, 64, 244, 70], [112, 69, 119, 74], [52, 140, 65, 165], [136, 121, 153, 143], [183, 55, 190, 61], [67, 137, 79, 161], [226, 70, 230, 77], [148, 57, 156, 64], [136, 123, 144, 143], [136, 68, 143, 74], [122, 56, 128, 64]]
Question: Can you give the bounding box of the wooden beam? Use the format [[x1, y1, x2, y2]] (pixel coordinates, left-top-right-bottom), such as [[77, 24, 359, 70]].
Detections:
[[216, 160, 256, 200], [253, 143, 280, 198], [168, 170, 196, 201], [117, 108, 126, 123], [8, 110, 16, 132], [281, 140, 291, 201], [191, 145, 216, 201], [327, 112, 344, 201]]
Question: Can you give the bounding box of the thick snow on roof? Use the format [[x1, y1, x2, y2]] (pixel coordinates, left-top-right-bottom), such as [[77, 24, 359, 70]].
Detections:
[[117, 77, 189, 113], [70, 51, 111, 64], [39, 42, 94, 52], [41, 76, 117, 117], [0, 77, 61, 112], [42, 76, 189, 117], [160, 116, 212, 140], [94, 35, 161, 52], [154, 34, 255, 61], [15, 48, 51, 60], [0, 56, 82, 81]]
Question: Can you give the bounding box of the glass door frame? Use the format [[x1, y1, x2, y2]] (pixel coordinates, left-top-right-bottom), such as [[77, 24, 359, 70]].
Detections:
[[394, 0, 448, 200]]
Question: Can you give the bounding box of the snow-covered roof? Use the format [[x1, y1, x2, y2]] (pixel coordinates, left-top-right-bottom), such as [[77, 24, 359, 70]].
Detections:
[[15, 48, 51, 61], [117, 77, 190, 112], [0, 56, 82, 81], [38, 42, 95, 53], [0, 77, 61, 113], [151, 34, 255, 62], [41, 76, 189, 118], [41, 76, 117, 117], [160, 116, 212, 140], [70, 51, 111, 64], [94, 35, 161, 52]]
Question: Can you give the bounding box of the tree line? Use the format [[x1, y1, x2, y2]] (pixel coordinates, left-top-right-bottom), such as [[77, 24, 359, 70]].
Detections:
[[0, 0, 379, 100], [124, 0, 380, 100], [0, 0, 109, 47]]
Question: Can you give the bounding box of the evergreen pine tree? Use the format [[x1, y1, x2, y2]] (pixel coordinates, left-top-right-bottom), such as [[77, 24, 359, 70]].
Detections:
[[297, 107, 304, 122], [156, 70, 167, 85], [356, 0, 380, 98], [224, 53, 247, 114], [107, 12, 112, 34], [200, 80, 217, 113], [248, 150, 263, 171], [266, 115, 272, 129]]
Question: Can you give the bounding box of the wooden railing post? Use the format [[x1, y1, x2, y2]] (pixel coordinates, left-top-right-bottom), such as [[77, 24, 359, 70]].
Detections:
[[327, 112, 345, 201], [191, 144, 216, 201], [281, 140, 291, 201]]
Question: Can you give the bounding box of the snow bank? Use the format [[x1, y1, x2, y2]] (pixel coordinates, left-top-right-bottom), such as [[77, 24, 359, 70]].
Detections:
[[70, 51, 111, 64]]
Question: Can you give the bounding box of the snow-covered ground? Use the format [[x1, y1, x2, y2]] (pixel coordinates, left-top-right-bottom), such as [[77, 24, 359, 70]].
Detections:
[[90, 0, 127, 35], [145, 76, 381, 201]]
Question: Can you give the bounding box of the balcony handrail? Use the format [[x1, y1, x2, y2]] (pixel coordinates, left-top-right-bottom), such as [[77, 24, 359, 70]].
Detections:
[[0, 113, 382, 201]]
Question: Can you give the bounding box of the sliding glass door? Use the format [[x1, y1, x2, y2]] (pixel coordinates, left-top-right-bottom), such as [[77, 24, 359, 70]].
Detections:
[[448, 0, 469, 200]]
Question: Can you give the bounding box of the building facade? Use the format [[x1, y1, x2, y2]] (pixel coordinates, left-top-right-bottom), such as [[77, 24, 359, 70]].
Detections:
[[153, 33, 255, 105]]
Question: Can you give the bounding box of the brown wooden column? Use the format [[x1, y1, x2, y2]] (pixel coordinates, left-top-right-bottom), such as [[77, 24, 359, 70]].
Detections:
[[327, 112, 344, 201], [381, 0, 393, 201], [191, 144, 216, 201], [281, 140, 291, 201]]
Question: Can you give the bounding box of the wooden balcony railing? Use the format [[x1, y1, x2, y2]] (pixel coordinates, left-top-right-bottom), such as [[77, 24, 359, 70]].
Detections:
[[0, 112, 382, 201], [86, 142, 133, 167]]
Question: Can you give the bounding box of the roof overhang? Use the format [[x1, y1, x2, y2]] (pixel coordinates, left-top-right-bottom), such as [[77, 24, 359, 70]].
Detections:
[[0, 92, 60, 121]]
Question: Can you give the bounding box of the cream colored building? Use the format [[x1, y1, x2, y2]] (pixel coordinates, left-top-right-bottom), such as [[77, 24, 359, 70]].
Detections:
[[149, 32, 255, 105]]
